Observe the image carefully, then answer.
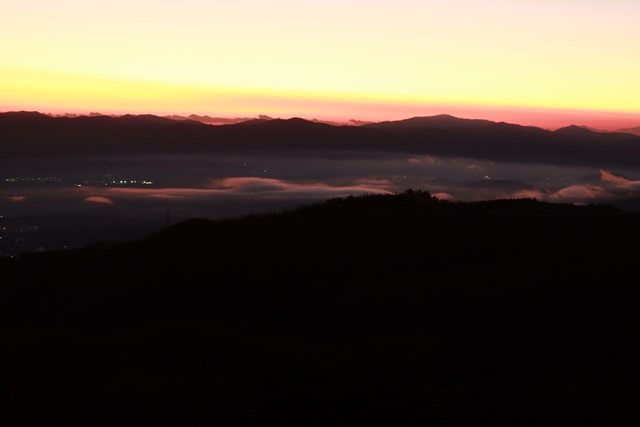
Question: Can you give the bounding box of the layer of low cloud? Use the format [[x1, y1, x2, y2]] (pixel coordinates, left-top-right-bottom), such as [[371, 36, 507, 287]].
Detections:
[[6, 157, 640, 258], [498, 170, 640, 204], [600, 169, 633, 186], [84, 195, 115, 205], [7, 195, 27, 203], [69, 169, 640, 209], [433, 192, 456, 201], [551, 185, 606, 201], [4, 155, 640, 218], [101, 177, 392, 201]]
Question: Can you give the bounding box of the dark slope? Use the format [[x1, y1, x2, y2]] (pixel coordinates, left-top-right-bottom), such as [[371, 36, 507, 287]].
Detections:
[[554, 125, 636, 141], [619, 126, 640, 136], [3, 192, 640, 426], [3, 112, 640, 166]]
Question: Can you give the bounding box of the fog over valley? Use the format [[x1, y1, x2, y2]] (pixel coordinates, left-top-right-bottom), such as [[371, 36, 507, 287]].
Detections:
[[3, 151, 640, 256]]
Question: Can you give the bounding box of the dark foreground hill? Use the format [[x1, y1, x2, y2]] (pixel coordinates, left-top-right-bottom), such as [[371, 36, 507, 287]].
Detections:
[[3, 192, 640, 426]]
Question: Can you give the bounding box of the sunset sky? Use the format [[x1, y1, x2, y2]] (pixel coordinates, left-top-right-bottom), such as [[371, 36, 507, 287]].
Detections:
[[2, 0, 639, 128]]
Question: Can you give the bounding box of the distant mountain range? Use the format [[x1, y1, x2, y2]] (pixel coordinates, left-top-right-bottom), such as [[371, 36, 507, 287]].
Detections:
[[619, 127, 640, 136], [565, 125, 640, 136], [165, 114, 276, 125], [2, 111, 640, 167]]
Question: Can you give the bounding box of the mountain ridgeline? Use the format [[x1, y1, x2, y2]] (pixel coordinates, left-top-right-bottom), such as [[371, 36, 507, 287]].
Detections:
[[619, 127, 640, 136], [2, 111, 640, 167], [4, 192, 640, 425]]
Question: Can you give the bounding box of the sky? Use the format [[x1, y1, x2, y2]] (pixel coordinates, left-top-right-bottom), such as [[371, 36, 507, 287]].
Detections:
[[2, 0, 640, 128]]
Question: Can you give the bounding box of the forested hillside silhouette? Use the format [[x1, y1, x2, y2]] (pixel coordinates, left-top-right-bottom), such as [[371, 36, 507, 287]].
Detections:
[[4, 191, 640, 426]]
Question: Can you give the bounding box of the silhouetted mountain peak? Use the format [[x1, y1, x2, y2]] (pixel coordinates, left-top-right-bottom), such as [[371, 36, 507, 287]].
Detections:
[[235, 118, 273, 126], [0, 111, 52, 121], [286, 117, 314, 124], [554, 125, 597, 136], [120, 114, 175, 124], [407, 114, 469, 125], [258, 117, 330, 129], [367, 114, 496, 130], [117, 114, 205, 127], [423, 114, 460, 122], [619, 127, 640, 136]]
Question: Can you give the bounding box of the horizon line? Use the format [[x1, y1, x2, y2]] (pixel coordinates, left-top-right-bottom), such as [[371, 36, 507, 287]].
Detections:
[[3, 109, 639, 132]]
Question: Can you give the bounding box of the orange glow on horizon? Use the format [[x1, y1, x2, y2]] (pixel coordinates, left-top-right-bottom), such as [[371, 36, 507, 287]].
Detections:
[[2, 1, 639, 130], [2, 66, 639, 130]]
